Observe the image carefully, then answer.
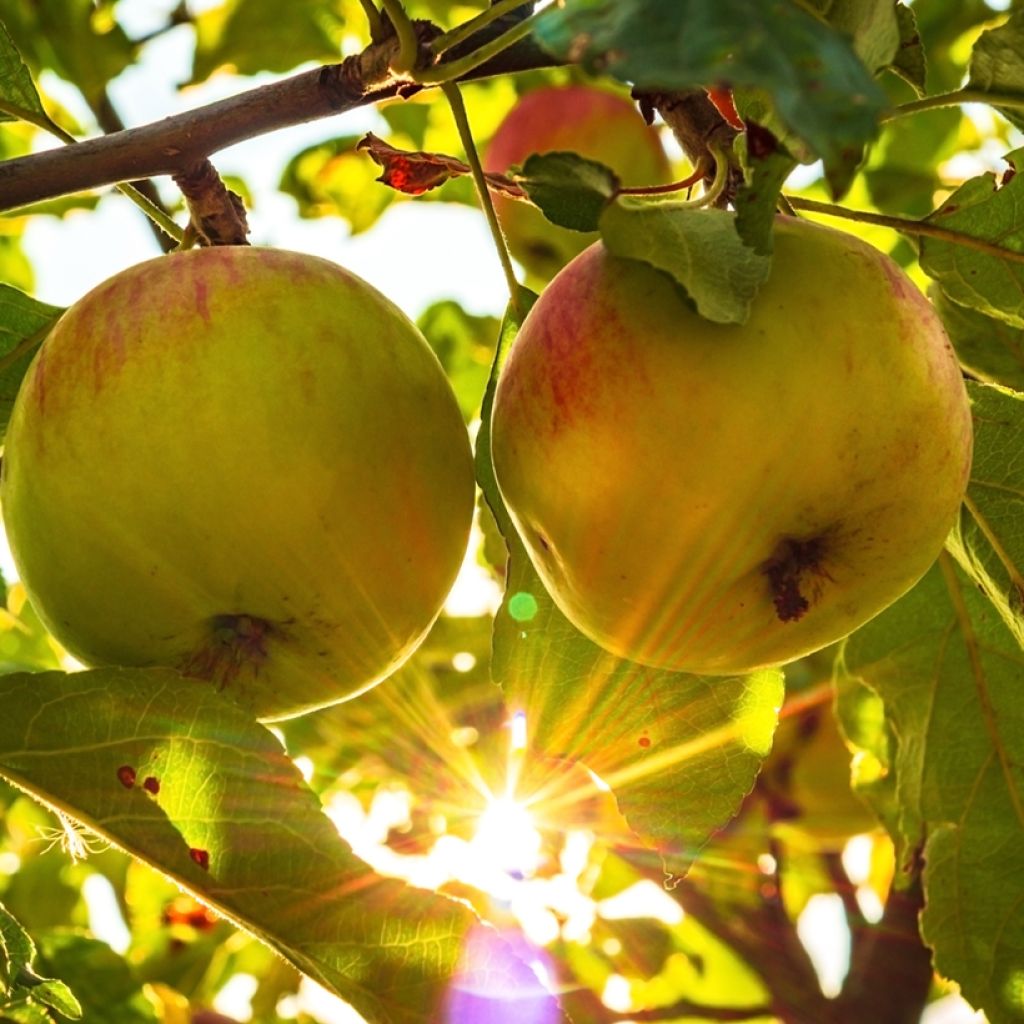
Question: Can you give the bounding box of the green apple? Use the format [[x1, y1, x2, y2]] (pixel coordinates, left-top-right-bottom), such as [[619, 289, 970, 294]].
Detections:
[[490, 214, 973, 675], [484, 84, 671, 283], [2, 246, 474, 720]]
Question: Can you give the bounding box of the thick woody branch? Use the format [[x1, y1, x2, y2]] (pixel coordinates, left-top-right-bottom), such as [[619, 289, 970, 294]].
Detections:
[[0, 34, 556, 214], [0, 51, 400, 213]]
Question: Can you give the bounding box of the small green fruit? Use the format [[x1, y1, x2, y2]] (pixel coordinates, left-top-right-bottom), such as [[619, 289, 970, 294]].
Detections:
[[2, 246, 474, 720], [484, 84, 671, 283], [490, 215, 973, 675]]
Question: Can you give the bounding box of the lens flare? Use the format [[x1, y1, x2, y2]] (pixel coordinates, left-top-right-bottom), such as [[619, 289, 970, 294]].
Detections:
[[444, 925, 559, 1024]]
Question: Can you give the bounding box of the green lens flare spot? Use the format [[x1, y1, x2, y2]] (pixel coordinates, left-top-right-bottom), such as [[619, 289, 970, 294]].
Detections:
[[508, 591, 539, 623]]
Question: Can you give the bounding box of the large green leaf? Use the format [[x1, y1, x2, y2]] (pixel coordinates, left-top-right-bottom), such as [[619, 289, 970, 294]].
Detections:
[[0, 287, 62, 443], [838, 555, 1024, 1024], [946, 383, 1024, 648], [532, 0, 886, 196], [0, 669, 564, 1024], [598, 202, 772, 324], [476, 297, 783, 877], [934, 290, 1024, 390], [812, 0, 901, 76], [919, 150, 1024, 328]]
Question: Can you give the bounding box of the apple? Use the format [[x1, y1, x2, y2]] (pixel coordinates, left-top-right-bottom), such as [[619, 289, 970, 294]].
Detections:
[[1, 246, 474, 720], [490, 214, 973, 675], [484, 84, 671, 283], [762, 709, 879, 849]]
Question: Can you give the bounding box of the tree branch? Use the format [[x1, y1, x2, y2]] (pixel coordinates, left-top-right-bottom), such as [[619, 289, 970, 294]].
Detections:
[[0, 33, 557, 214], [838, 855, 932, 1024]]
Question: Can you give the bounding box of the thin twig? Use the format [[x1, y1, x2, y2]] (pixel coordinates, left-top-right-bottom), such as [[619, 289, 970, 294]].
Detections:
[[786, 195, 1024, 266], [357, 0, 385, 42], [885, 87, 1024, 122], [441, 82, 521, 313], [416, 8, 546, 84], [378, 0, 420, 72], [431, 0, 533, 56]]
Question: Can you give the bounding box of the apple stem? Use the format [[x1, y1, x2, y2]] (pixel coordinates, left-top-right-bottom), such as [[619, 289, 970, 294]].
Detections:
[[441, 81, 522, 314], [356, 0, 386, 43], [415, 8, 547, 85], [618, 159, 711, 197], [378, 0, 420, 74], [430, 0, 534, 58]]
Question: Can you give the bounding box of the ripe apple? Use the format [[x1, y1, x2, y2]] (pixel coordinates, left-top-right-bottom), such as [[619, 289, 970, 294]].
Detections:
[[484, 84, 671, 282], [490, 214, 973, 675], [1, 246, 474, 720]]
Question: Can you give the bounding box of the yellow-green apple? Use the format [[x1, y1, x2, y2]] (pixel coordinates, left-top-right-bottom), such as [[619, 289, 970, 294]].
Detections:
[[1, 246, 474, 720], [484, 84, 671, 282], [490, 214, 973, 675]]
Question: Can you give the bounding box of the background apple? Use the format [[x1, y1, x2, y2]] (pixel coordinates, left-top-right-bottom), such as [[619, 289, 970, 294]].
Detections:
[[490, 214, 973, 676], [1, 246, 475, 720], [484, 84, 671, 283]]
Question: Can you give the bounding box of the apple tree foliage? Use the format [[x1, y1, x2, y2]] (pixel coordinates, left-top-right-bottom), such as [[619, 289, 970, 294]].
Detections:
[[0, 2, 1023, 1023]]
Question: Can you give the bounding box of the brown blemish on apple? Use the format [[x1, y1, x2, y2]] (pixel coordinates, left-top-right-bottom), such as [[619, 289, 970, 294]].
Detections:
[[762, 535, 832, 622]]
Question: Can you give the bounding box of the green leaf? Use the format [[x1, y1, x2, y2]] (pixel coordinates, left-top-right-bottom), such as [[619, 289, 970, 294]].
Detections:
[[820, 0, 901, 75], [945, 383, 1024, 648], [18, 976, 81, 1022], [838, 555, 1024, 1024], [0, 20, 49, 127], [515, 153, 619, 232], [477, 297, 782, 878], [919, 151, 1024, 328], [533, 0, 886, 196], [0, 669, 564, 1024], [0, 1001, 51, 1024], [0, 286, 62, 443], [0, 904, 35, 990], [32, 933, 151, 1024], [598, 202, 772, 324], [890, 2, 926, 95], [0, 905, 82, 1021], [417, 300, 498, 421], [191, 0, 347, 81], [966, 10, 1024, 132], [933, 289, 1024, 390]]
